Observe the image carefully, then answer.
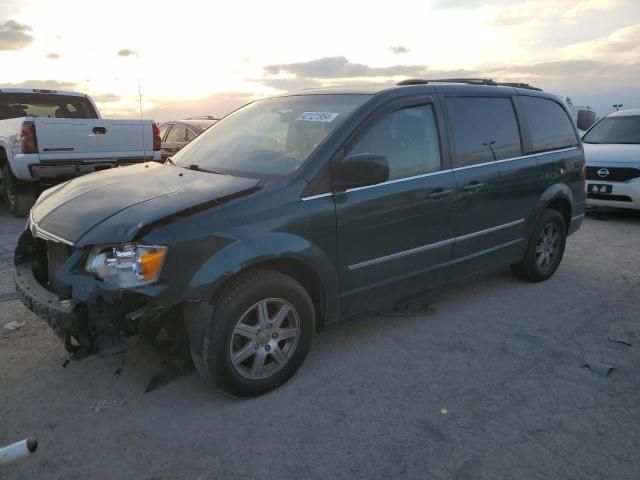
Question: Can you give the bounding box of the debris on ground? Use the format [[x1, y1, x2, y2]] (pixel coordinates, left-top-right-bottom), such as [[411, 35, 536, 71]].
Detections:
[[90, 399, 126, 415], [3, 320, 25, 331], [608, 336, 632, 347], [456, 417, 472, 429], [582, 357, 616, 377]]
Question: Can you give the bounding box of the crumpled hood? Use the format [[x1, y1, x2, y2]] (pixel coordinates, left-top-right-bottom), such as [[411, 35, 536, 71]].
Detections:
[[584, 143, 640, 166], [31, 162, 261, 246]]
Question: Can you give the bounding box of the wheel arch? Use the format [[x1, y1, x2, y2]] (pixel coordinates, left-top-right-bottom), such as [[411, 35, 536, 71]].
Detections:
[[535, 183, 574, 232], [183, 234, 341, 332], [214, 258, 330, 332]]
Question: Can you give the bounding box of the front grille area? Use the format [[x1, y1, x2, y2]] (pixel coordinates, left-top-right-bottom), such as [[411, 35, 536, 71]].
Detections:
[[46, 241, 72, 296], [587, 193, 633, 202], [586, 166, 640, 182]]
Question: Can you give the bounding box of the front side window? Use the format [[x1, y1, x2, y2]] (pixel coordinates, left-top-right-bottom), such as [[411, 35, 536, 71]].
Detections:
[[348, 104, 441, 180], [446, 97, 522, 167], [173, 94, 370, 178], [583, 115, 640, 145], [520, 96, 578, 152]]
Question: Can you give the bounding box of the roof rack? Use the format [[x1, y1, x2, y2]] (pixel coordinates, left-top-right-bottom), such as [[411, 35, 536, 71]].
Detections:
[[186, 115, 220, 120], [396, 78, 543, 91]]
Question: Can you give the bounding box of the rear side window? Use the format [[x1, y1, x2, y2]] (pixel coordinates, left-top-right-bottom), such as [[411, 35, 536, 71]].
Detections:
[[446, 97, 522, 167], [348, 104, 441, 180], [520, 96, 577, 152]]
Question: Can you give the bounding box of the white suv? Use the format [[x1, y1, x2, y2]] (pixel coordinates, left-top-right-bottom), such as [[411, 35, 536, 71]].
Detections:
[[583, 109, 640, 210]]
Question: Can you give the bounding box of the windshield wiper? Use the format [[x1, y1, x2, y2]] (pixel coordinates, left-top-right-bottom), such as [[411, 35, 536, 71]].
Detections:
[[187, 164, 227, 175], [165, 157, 175, 165]]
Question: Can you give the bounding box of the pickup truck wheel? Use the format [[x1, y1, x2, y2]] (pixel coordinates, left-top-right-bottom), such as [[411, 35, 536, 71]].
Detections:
[[187, 269, 315, 397], [2, 165, 36, 217], [511, 209, 566, 282]]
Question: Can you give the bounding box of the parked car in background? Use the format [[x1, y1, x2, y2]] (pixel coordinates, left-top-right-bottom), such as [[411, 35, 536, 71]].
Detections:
[[15, 80, 585, 397], [583, 109, 640, 210], [0, 88, 161, 216], [158, 116, 219, 161]]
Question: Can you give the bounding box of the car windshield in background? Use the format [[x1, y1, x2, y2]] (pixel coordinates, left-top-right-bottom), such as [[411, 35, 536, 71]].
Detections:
[[583, 116, 640, 144], [172, 94, 370, 177], [0, 93, 99, 120]]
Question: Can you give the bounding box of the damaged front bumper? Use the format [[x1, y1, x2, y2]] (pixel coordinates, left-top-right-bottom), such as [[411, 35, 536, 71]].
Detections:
[[14, 229, 176, 359]]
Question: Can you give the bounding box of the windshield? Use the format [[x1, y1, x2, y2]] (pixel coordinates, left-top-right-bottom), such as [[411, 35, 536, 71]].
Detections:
[[0, 93, 99, 120], [583, 115, 640, 144], [172, 94, 370, 177]]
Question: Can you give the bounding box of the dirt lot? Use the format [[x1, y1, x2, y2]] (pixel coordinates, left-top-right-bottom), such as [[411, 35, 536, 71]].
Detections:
[[1, 203, 639, 480]]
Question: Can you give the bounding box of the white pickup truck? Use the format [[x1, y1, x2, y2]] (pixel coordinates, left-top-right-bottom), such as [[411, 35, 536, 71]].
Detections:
[[0, 88, 161, 216]]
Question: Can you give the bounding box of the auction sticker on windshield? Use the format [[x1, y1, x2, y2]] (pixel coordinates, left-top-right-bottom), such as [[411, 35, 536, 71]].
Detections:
[[296, 112, 340, 122]]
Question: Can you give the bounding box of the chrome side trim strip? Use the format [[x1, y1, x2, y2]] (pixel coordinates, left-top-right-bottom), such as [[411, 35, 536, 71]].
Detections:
[[300, 146, 579, 200], [348, 237, 455, 271], [455, 219, 525, 242], [301, 192, 333, 201], [571, 213, 585, 221], [348, 218, 525, 271], [346, 169, 451, 193], [451, 147, 579, 172]]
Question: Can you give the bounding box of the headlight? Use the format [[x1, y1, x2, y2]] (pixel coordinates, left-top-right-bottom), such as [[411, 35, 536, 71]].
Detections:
[[85, 243, 167, 288]]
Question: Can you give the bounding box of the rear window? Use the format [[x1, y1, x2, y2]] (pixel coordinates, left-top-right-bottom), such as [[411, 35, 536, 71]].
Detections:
[[0, 93, 99, 120], [520, 96, 577, 152], [446, 97, 522, 167]]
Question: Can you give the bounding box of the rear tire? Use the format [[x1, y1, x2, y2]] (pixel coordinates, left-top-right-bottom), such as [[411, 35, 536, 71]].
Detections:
[[186, 269, 315, 397], [511, 209, 567, 282], [2, 164, 36, 217]]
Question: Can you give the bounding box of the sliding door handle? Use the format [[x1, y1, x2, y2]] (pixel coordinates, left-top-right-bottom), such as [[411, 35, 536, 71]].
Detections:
[[461, 181, 484, 193], [427, 188, 453, 199]]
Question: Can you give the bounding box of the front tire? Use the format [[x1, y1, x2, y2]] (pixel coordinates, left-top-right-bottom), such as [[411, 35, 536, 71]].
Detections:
[[511, 209, 567, 282], [2, 164, 36, 217], [187, 269, 315, 397]]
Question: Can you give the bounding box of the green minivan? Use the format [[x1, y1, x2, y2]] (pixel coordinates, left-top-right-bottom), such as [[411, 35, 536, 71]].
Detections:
[[15, 80, 586, 396]]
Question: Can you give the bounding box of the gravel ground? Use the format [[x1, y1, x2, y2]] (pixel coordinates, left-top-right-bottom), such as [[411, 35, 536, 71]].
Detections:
[[1, 202, 639, 480]]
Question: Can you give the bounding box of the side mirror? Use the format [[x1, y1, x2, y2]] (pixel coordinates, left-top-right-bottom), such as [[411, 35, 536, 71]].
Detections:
[[335, 153, 389, 189], [576, 109, 596, 131]]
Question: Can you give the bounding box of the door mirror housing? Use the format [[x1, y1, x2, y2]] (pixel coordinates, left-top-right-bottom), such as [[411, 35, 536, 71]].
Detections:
[[335, 153, 389, 189]]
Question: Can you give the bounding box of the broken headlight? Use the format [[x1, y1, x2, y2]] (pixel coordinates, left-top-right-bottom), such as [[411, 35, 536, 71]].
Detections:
[[85, 244, 167, 288]]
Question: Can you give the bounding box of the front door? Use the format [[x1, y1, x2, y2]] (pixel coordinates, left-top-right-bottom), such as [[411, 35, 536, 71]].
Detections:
[[334, 99, 456, 316]]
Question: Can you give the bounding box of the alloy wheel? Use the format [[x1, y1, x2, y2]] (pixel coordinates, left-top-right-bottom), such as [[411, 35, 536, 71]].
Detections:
[[535, 223, 560, 271], [229, 298, 301, 380]]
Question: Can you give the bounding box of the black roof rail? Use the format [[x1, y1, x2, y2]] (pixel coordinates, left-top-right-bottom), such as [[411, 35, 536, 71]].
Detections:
[[396, 78, 543, 91]]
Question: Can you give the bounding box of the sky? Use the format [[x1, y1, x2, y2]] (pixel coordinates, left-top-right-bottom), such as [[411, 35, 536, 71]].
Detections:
[[1, 0, 639, 121]]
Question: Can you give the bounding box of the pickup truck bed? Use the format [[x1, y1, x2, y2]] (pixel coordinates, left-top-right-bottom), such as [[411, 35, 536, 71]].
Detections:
[[0, 88, 161, 216]]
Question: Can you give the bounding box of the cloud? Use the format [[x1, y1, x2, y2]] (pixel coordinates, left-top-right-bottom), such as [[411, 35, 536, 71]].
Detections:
[[3, 79, 77, 89], [0, 20, 33, 51], [255, 77, 322, 92], [564, 23, 640, 59], [389, 45, 411, 54], [46, 52, 61, 59], [117, 48, 139, 57], [264, 56, 431, 79], [92, 93, 121, 103], [489, 13, 531, 26], [141, 92, 255, 122]]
